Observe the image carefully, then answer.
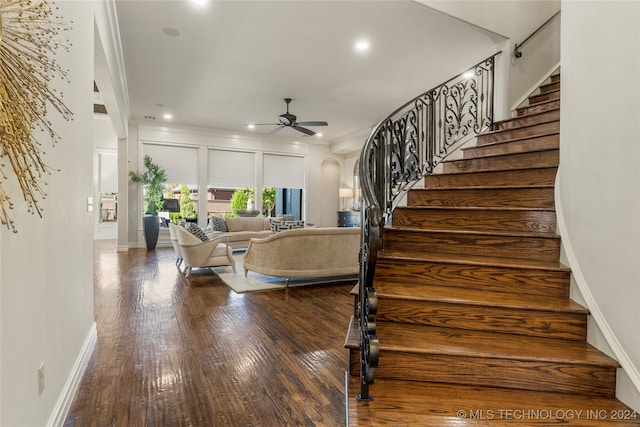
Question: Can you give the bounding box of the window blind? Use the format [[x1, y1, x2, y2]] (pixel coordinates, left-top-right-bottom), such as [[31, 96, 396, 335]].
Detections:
[[143, 143, 198, 185], [208, 149, 255, 188], [263, 154, 305, 189]]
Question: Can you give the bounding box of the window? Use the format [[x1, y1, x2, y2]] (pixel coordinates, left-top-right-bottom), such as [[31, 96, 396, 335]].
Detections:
[[208, 149, 256, 217], [263, 154, 304, 219], [143, 143, 199, 222]]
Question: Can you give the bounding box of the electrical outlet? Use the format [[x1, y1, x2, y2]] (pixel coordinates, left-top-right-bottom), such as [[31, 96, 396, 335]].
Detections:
[[38, 362, 45, 395]]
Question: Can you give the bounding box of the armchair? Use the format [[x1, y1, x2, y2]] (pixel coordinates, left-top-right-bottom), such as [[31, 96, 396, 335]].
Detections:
[[174, 225, 236, 277], [168, 223, 183, 267]]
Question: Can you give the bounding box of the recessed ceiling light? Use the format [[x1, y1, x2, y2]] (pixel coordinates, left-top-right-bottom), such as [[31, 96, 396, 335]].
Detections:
[[163, 28, 181, 37], [354, 39, 370, 53], [316, 133, 323, 137], [463, 71, 475, 79], [247, 124, 255, 129], [163, 113, 173, 120]]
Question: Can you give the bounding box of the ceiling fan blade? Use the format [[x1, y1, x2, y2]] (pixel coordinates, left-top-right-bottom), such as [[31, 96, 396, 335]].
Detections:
[[252, 123, 280, 126], [268, 125, 285, 135], [295, 121, 328, 127], [293, 126, 315, 136]]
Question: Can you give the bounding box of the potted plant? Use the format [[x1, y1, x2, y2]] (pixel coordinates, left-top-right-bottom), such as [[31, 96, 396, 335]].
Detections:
[[129, 155, 167, 250]]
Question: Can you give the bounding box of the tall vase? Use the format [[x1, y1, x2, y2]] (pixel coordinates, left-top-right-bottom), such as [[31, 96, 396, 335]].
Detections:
[[142, 215, 160, 250]]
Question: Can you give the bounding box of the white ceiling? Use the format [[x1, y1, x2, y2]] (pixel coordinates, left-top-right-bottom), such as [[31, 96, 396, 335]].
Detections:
[[113, 0, 504, 145]]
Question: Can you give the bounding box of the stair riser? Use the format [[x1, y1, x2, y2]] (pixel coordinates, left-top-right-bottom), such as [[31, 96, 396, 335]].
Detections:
[[374, 258, 570, 297], [494, 109, 560, 131], [423, 168, 557, 189], [464, 134, 559, 159], [550, 74, 560, 83], [375, 351, 617, 397], [407, 188, 556, 209], [393, 208, 557, 234], [478, 121, 559, 145], [540, 81, 560, 93], [442, 150, 559, 174], [383, 230, 561, 262], [377, 299, 587, 340], [529, 90, 560, 104], [348, 349, 359, 377], [517, 99, 561, 117]]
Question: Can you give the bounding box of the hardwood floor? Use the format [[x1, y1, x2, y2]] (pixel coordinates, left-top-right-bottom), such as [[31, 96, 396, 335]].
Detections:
[[64, 240, 353, 427]]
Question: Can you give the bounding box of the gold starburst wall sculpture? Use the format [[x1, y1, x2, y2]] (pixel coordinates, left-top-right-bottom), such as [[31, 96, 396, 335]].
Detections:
[[0, 0, 73, 233]]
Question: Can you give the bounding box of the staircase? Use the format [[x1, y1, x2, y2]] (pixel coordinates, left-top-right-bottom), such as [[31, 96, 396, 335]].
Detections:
[[346, 75, 640, 425]]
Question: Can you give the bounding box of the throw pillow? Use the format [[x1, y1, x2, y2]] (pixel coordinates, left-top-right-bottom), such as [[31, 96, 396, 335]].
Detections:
[[270, 220, 305, 233], [187, 223, 209, 242], [209, 216, 228, 232]]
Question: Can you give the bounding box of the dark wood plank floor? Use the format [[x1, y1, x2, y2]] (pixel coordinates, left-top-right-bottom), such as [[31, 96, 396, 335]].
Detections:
[[64, 240, 354, 427]]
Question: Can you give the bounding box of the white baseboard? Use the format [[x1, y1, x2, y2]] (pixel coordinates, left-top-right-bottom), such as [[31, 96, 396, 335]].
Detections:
[[46, 322, 97, 427], [555, 181, 640, 410]]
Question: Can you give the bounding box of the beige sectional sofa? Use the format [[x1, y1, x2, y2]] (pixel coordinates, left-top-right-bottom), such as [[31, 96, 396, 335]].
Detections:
[[209, 216, 272, 249], [242, 227, 360, 286]]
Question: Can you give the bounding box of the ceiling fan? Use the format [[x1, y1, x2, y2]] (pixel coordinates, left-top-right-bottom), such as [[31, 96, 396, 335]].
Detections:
[[254, 98, 328, 136]]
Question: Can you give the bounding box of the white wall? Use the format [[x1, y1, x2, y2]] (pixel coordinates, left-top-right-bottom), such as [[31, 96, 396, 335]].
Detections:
[[420, 0, 561, 117], [559, 0, 640, 409], [126, 124, 344, 247], [0, 1, 95, 425]]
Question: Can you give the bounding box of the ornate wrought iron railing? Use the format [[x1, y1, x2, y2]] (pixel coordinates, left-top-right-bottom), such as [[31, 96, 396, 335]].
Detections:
[[356, 52, 501, 401]]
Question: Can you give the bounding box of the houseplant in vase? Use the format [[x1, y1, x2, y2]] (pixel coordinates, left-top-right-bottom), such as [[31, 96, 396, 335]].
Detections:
[[129, 155, 167, 250]]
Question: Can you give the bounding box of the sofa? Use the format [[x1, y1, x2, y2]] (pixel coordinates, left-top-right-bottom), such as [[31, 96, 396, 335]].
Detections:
[[242, 227, 360, 286], [209, 216, 272, 249]]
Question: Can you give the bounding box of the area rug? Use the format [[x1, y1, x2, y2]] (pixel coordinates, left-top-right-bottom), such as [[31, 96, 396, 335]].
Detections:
[[212, 253, 358, 293]]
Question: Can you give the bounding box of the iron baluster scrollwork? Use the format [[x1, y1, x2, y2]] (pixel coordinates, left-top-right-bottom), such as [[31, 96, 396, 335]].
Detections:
[[356, 52, 500, 401]]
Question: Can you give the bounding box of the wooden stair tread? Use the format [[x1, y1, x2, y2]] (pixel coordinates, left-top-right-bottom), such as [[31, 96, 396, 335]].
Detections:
[[540, 80, 560, 91], [423, 167, 559, 188], [376, 324, 619, 367], [396, 205, 556, 212], [493, 107, 559, 127], [528, 89, 560, 103], [480, 120, 559, 139], [411, 184, 554, 191], [344, 315, 358, 348], [375, 283, 587, 313], [520, 97, 560, 112], [387, 225, 560, 239], [347, 377, 640, 427], [378, 249, 570, 271], [463, 132, 559, 152], [443, 147, 558, 165], [349, 283, 359, 296], [428, 165, 557, 176]]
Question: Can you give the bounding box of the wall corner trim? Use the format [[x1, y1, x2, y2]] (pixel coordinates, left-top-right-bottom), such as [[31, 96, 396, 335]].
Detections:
[[46, 322, 98, 427], [555, 178, 640, 407]]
